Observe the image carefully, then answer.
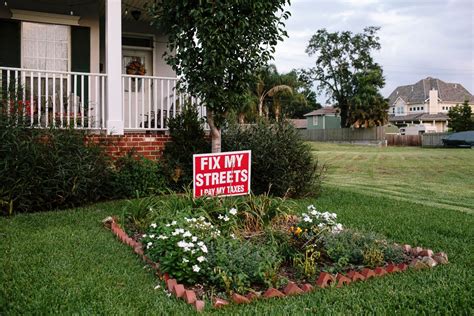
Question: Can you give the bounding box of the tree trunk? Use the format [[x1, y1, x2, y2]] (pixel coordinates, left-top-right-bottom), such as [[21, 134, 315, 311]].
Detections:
[[207, 110, 221, 153], [239, 113, 245, 124], [339, 102, 349, 128]]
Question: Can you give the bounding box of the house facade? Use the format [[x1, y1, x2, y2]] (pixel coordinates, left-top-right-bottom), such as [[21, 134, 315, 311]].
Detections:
[[0, 0, 205, 142], [304, 107, 340, 130], [387, 77, 474, 132]]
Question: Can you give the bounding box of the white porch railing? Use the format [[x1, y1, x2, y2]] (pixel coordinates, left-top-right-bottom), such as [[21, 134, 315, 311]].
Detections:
[[122, 74, 207, 131], [0, 67, 106, 129], [1, 67, 207, 132]]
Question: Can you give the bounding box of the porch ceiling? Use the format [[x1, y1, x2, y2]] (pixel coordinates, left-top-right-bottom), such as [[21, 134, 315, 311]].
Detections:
[[99, 0, 155, 22], [7, 0, 154, 22]]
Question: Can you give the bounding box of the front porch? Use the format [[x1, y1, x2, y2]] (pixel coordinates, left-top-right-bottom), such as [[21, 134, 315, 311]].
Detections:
[[0, 0, 205, 134]]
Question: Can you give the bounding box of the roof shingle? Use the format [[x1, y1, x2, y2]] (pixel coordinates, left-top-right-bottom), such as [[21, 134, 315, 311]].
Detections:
[[388, 77, 474, 106]]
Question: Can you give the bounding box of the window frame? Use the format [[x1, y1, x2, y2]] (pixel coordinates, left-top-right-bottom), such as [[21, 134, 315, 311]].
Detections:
[[20, 21, 71, 72], [312, 115, 318, 126]]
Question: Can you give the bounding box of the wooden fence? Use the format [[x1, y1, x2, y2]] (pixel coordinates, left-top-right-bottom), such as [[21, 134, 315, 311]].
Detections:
[[386, 134, 422, 146], [299, 127, 452, 147], [299, 126, 385, 142], [421, 133, 450, 147]]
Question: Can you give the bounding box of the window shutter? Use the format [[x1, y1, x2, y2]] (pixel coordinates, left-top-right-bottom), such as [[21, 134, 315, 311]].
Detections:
[[0, 19, 21, 99], [71, 26, 90, 107], [0, 19, 21, 68], [71, 26, 90, 72]]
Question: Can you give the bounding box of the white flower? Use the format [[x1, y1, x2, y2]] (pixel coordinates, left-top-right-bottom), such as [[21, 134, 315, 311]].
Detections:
[[177, 240, 187, 248], [183, 247, 190, 252], [147, 242, 153, 248], [303, 216, 313, 223], [199, 216, 205, 221], [229, 208, 238, 215], [318, 223, 325, 228], [142, 234, 147, 238], [157, 235, 168, 240], [310, 210, 318, 216], [218, 214, 224, 220], [167, 293, 172, 297], [332, 223, 343, 233], [302, 213, 308, 217], [201, 244, 208, 253], [171, 221, 177, 225], [197, 256, 206, 263], [172, 231, 179, 236], [177, 228, 185, 234], [223, 216, 230, 222], [165, 224, 171, 227], [192, 265, 201, 272], [182, 258, 189, 263], [197, 241, 204, 247], [191, 236, 198, 242], [307, 204, 316, 210], [149, 234, 155, 239], [230, 233, 236, 239], [191, 250, 196, 254], [154, 284, 161, 290], [150, 223, 157, 228], [183, 231, 192, 238]]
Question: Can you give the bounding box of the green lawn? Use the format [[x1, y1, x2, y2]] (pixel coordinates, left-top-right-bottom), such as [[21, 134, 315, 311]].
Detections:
[[311, 142, 474, 214], [1, 144, 473, 314]]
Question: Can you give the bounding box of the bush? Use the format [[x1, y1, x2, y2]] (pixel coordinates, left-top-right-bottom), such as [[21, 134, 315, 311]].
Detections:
[[112, 151, 166, 198], [222, 120, 323, 197], [0, 119, 114, 215], [208, 239, 282, 293], [161, 105, 210, 191]]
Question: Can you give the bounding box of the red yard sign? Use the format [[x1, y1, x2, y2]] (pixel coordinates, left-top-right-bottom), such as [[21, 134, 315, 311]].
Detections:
[[193, 150, 251, 198]]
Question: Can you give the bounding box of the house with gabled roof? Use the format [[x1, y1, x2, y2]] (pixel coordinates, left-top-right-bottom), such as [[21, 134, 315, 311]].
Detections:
[[387, 77, 474, 132], [304, 106, 340, 129]]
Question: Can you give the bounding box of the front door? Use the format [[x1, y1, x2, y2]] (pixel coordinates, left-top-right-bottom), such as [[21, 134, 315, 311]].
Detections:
[[122, 48, 153, 129]]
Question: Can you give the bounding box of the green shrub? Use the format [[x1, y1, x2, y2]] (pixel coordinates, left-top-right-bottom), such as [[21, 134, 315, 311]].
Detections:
[[0, 119, 114, 215], [142, 214, 220, 284], [112, 151, 166, 198], [222, 120, 323, 197], [363, 246, 385, 268], [161, 105, 210, 191], [207, 239, 282, 293]]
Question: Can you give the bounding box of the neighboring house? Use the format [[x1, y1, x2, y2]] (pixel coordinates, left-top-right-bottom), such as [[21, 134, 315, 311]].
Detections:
[[288, 119, 307, 129], [304, 107, 341, 129], [0, 0, 205, 137], [387, 77, 474, 132]]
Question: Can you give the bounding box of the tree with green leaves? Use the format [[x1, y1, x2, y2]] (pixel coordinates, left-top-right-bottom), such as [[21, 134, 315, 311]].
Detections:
[[448, 100, 474, 132], [241, 65, 320, 123], [149, 1, 290, 152], [303, 26, 385, 127]]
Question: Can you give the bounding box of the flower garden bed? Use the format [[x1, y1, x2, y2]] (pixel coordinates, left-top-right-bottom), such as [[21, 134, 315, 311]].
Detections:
[[105, 194, 448, 312]]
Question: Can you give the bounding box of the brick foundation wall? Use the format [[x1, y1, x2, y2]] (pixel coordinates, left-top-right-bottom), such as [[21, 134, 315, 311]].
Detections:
[[87, 131, 171, 161]]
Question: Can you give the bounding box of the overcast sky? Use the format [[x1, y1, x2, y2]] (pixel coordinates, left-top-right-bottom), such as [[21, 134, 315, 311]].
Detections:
[[273, 0, 474, 103]]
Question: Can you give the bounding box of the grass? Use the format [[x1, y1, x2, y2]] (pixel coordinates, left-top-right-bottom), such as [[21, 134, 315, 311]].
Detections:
[[1, 144, 473, 314], [311, 142, 474, 214]]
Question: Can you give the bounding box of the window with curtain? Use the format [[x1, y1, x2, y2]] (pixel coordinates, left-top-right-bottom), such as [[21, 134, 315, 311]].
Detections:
[[22, 22, 69, 71]]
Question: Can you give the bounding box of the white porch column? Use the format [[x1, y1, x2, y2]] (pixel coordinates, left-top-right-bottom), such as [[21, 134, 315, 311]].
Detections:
[[106, 0, 124, 135]]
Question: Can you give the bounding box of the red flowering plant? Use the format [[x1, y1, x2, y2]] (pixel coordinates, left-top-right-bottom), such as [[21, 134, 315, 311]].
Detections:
[[126, 59, 146, 76]]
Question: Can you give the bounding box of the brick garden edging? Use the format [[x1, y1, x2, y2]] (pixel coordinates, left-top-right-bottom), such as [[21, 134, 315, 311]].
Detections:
[[103, 217, 448, 312]]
